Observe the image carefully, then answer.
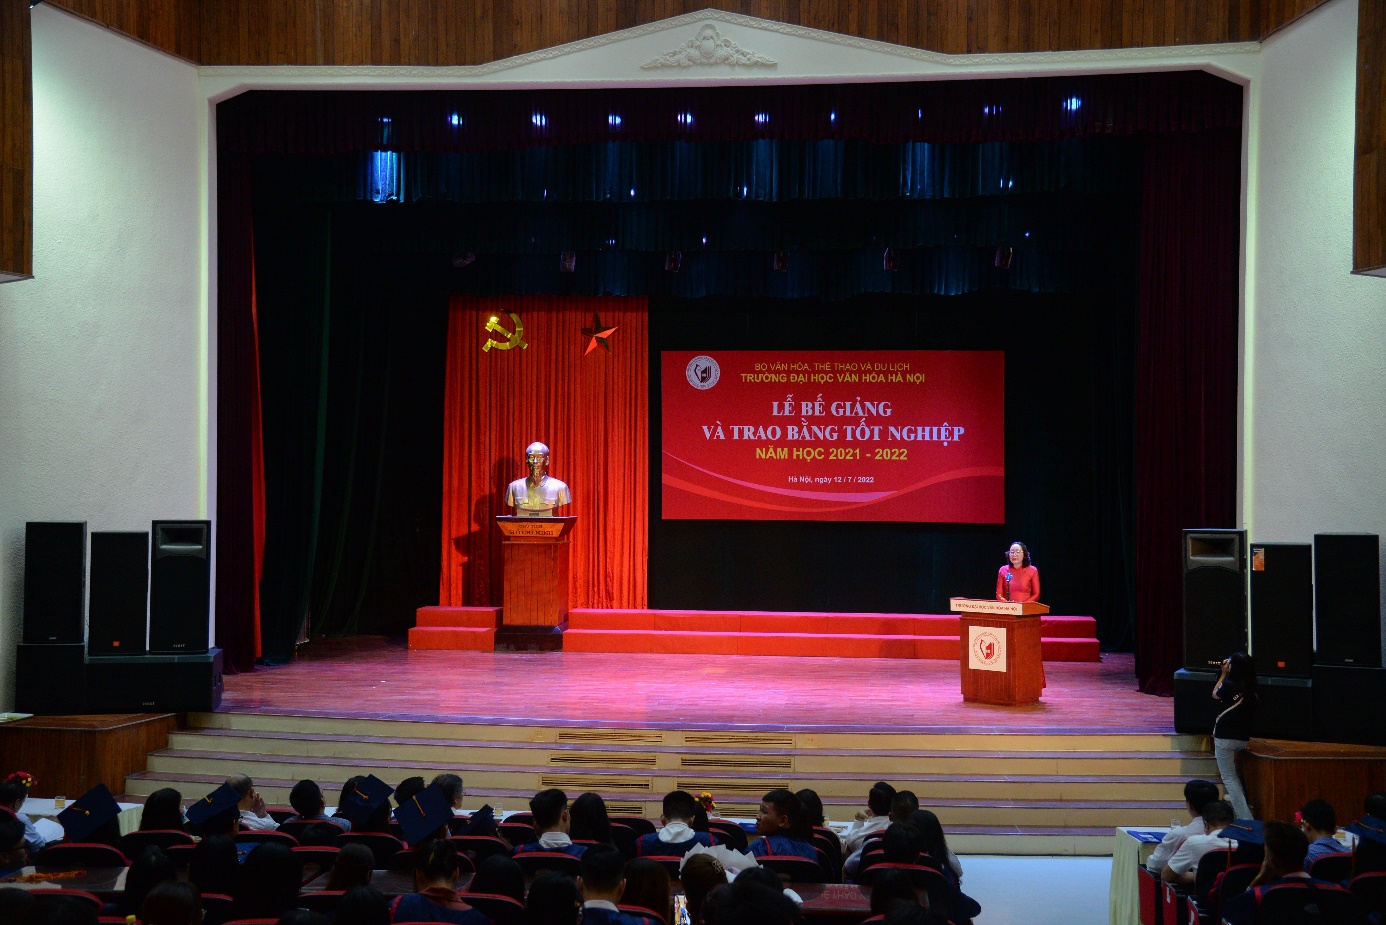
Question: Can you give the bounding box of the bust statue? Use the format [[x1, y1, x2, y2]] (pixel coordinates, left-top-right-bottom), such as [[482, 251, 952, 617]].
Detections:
[[504, 442, 572, 517]]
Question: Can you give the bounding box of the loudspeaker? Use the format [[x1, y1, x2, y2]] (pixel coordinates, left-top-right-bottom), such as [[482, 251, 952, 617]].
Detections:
[[1249, 543, 1314, 676], [1314, 533, 1382, 667], [84, 649, 224, 712], [1173, 668, 1219, 734], [88, 532, 149, 657], [1312, 665, 1386, 745], [14, 643, 86, 714], [1183, 529, 1248, 670], [22, 521, 87, 644], [148, 520, 211, 654], [1257, 675, 1314, 740]]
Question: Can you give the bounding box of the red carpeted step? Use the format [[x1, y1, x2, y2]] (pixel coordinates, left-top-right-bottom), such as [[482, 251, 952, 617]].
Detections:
[[1040, 616, 1098, 639], [1041, 637, 1101, 661], [415, 606, 501, 629], [408, 626, 495, 650]]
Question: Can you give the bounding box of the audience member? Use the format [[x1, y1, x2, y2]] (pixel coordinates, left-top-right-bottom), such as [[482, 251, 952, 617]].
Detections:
[[0, 772, 51, 853], [516, 789, 586, 858], [432, 774, 466, 811], [139, 788, 186, 831], [234, 842, 303, 920], [1162, 799, 1236, 885], [1350, 792, 1386, 873], [889, 791, 919, 823], [117, 845, 177, 918], [17, 894, 98, 925], [748, 789, 817, 861], [637, 791, 714, 856], [576, 844, 642, 924], [570, 792, 614, 844], [139, 880, 202, 925], [1300, 798, 1347, 865], [298, 820, 348, 847], [334, 885, 390, 925], [679, 853, 727, 925], [869, 868, 925, 917], [907, 810, 963, 884], [185, 784, 242, 839], [841, 782, 896, 856], [188, 833, 240, 897], [325, 842, 375, 892], [1145, 779, 1220, 875], [0, 887, 35, 923], [622, 857, 673, 922], [335, 775, 394, 835], [524, 871, 583, 925], [395, 776, 426, 808], [1211, 651, 1258, 820], [880, 822, 924, 865], [391, 838, 487, 924], [795, 789, 826, 828], [716, 873, 802, 925], [470, 853, 525, 904], [0, 811, 29, 876], [286, 779, 350, 831], [226, 773, 280, 832], [1221, 820, 1356, 925]]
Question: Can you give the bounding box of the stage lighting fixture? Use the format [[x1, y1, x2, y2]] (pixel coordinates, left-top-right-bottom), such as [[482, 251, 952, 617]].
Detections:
[[665, 251, 683, 273], [994, 245, 1014, 269], [773, 251, 789, 272], [883, 247, 899, 272], [451, 252, 477, 269], [559, 251, 577, 272]]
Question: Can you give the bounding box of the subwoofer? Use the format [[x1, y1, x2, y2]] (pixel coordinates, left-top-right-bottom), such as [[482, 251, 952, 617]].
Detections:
[[87, 532, 149, 656], [22, 522, 87, 644], [1183, 529, 1248, 670], [1313, 533, 1381, 667], [84, 649, 223, 712], [148, 520, 211, 654], [14, 643, 86, 714]]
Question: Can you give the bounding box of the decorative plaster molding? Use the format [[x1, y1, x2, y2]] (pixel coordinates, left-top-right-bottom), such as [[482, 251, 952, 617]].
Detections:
[[640, 24, 776, 69]]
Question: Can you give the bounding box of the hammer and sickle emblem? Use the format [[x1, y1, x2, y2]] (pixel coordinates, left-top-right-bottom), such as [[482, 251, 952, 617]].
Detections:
[[482, 312, 528, 352]]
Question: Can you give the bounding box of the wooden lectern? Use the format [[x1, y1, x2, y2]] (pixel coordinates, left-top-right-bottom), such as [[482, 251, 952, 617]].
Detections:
[[950, 597, 1050, 705], [496, 516, 576, 649]]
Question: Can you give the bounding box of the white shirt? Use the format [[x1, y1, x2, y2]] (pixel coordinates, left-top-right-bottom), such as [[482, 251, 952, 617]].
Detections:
[[537, 831, 574, 850], [238, 809, 281, 832], [1146, 817, 1207, 874], [583, 901, 620, 912], [1166, 830, 1237, 877], [658, 821, 695, 843], [841, 814, 891, 857]]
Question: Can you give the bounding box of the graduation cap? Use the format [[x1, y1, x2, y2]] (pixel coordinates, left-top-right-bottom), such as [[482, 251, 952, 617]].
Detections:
[[1220, 819, 1265, 845], [185, 784, 241, 834], [336, 774, 394, 828], [57, 784, 122, 842], [1347, 815, 1386, 847], [395, 782, 452, 845], [454, 803, 496, 837]]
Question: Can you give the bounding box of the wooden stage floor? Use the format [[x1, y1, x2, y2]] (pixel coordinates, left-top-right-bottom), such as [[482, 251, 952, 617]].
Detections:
[[222, 637, 1173, 735]]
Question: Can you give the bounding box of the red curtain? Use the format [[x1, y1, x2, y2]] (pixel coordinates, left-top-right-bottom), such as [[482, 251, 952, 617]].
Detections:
[[441, 296, 649, 610], [1134, 130, 1242, 695]]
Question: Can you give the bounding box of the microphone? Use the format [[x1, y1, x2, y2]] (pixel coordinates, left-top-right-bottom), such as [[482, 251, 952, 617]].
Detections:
[[1004, 572, 1012, 602]]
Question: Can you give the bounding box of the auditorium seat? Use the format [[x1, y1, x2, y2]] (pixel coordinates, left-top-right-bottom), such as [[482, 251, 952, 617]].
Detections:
[[1349, 872, 1386, 918], [291, 845, 340, 880], [1256, 880, 1366, 924], [1307, 851, 1354, 883], [336, 831, 405, 866], [611, 815, 657, 836], [448, 834, 511, 861], [756, 855, 828, 884], [121, 829, 196, 854], [639, 855, 684, 880], [1202, 863, 1259, 923], [297, 890, 345, 914], [513, 851, 582, 877], [610, 822, 639, 859], [202, 893, 235, 925], [706, 819, 747, 852], [237, 830, 299, 848], [498, 821, 537, 845], [29, 889, 103, 912], [458, 892, 525, 922], [36, 842, 129, 868]]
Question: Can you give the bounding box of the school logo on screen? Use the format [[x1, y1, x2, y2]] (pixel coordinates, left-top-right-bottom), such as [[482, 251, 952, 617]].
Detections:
[[686, 356, 720, 390]]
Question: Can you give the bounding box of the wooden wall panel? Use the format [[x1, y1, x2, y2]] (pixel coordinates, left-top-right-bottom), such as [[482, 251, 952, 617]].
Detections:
[[49, 0, 199, 61], [1356, 0, 1385, 274], [0, 714, 181, 799], [0, 0, 32, 281]]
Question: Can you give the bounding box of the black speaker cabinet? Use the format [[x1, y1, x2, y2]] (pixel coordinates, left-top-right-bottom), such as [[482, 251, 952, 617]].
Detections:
[[1183, 529, 1248, 670], [88, 532, 149, 657], [1257, 675, 1314, 740], [1250, 543, 1314, 676], [84, 649, 223, 713], [14, 643, 86, 714], [1312, 665, 1386, 745], [1314, 533, 1382, 668], [149, 520, 211, 654], [1173, 668, 1219, 734], [22, 521, 87, 644]]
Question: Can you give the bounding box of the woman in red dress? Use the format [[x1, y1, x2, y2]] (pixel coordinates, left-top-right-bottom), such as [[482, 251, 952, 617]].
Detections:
[[996, 542, 1040, 602]]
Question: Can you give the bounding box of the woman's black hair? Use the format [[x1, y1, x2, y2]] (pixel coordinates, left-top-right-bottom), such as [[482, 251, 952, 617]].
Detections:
[[523, 871, 583, 925], [139, 787, 186, 831], [795, 789, 825, 828], [1226, 651, 1258, 696], [870, 868, 924, 915], [761, 789, 811, 841], [139, 880, 203, 925], [470, 854, 525, 903], [188, 834, 240, 897], [1005, 541, 1032, 568], [414, 838, 461, 882], [234, 842, 302, 919], [906, 810, 952, 867], [325, 843, 375, 892], [568, 791, 613, 843], [335, 885, 391, 925], [119, 845, 177, 917]]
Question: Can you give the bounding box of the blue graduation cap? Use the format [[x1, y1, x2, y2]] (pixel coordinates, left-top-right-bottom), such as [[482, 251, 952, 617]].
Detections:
[[336, 774, 394, 828], [395, 783, 452, 845], [1347, 815, 1386, 847], [57, 784, 122, 842], [1221, 819, 1264, 845], [185, 784, 241, 834]]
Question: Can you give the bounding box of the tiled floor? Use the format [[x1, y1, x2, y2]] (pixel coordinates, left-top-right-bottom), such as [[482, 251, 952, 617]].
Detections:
[[223, 637, 1174, 734], [962, 855, 1113, 924]]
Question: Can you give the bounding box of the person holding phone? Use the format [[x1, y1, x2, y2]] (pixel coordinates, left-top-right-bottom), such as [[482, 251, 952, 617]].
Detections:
[[1212, 651, 1258, 819]]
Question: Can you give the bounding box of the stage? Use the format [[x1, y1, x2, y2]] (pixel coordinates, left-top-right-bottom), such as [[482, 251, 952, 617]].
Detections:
[[118, 638, 1208, 854]]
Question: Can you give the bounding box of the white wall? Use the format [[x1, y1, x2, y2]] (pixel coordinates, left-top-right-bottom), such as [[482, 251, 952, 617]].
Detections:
[[0, 8, 202, 710], [1247, 0, 1386, 635]]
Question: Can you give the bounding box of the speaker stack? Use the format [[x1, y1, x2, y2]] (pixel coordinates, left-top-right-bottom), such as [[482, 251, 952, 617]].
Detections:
[[16, 519, 222, 716], [1174, 529, 1247, 735], [1311, 534, 1385, 745], [1248, 543, 1314, 740]]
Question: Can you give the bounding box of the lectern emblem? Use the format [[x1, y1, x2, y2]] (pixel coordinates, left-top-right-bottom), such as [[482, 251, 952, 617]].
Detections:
[[972, 631, 1002, 667], [686, 356, 720, 390]]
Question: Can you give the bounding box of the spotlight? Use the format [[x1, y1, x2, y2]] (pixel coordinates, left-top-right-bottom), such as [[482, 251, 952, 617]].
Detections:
[[773, 251, 789, 272], [665, 251, 683, 273], [994, 245, 1014, 269], [559, 251, 577, 273], [451, 253, 477, 269], [883, 247, 899, 272]]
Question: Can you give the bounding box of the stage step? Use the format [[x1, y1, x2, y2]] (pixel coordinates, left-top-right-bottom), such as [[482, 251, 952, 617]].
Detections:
[[121, 710, 1210, 854], [410, 607, 1102, 661]]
